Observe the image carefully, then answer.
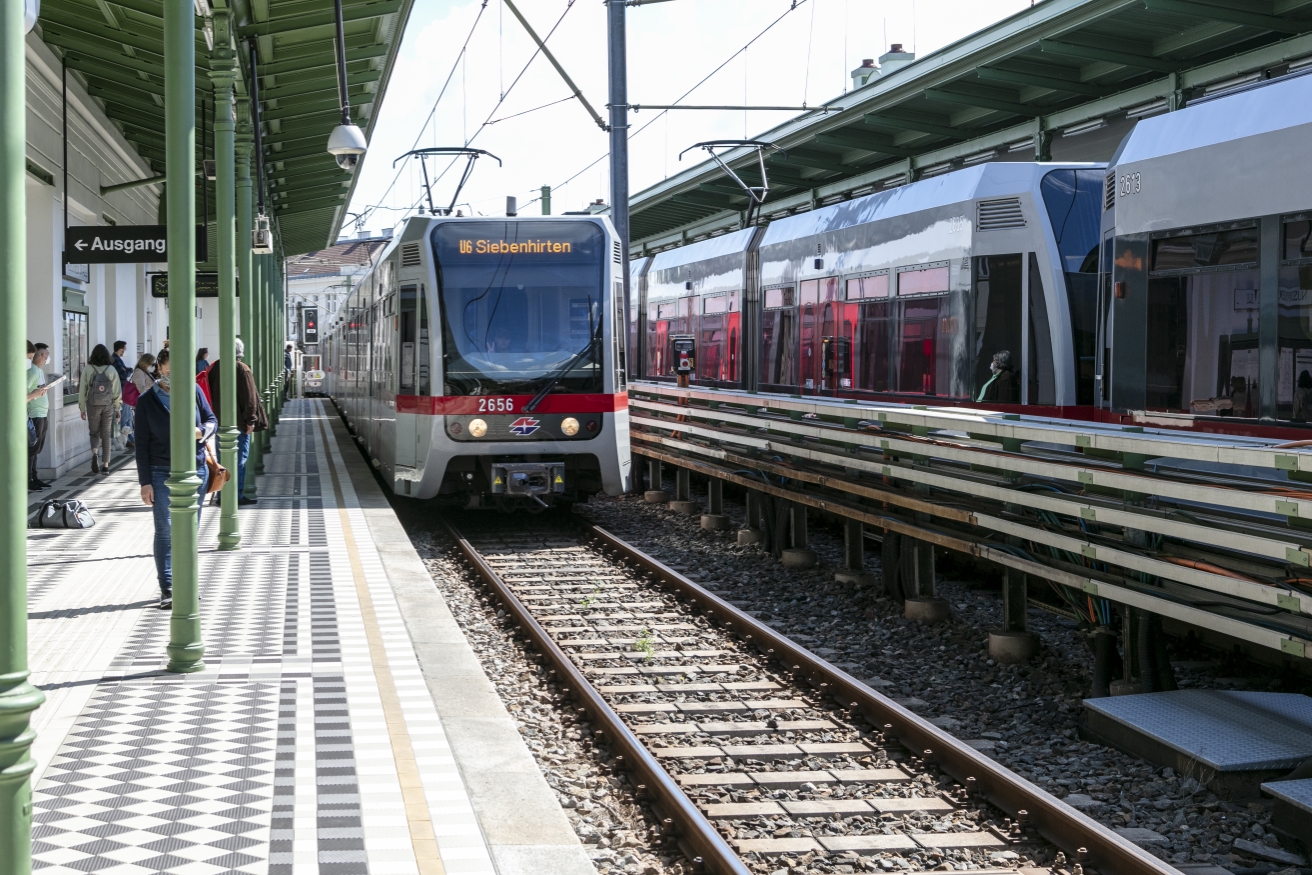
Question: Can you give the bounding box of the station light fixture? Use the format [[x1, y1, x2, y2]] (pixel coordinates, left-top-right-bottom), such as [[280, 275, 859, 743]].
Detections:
[[326, 0, 367, 170]]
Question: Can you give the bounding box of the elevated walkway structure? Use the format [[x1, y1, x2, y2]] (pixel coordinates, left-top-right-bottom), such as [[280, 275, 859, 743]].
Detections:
[[25, 399, 592, 875]]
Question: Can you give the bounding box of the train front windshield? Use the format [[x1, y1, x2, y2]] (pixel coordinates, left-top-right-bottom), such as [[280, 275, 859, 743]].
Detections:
[[434, 221, 606, 396]]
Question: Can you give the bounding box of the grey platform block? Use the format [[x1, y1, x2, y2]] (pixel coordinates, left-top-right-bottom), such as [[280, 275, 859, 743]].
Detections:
[[1082, 690, 1312, 798], [1263, 778, 1312, 842]]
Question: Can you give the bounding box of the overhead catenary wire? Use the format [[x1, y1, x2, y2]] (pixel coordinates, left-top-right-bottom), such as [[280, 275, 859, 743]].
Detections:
[[547, 0, 812, 198]]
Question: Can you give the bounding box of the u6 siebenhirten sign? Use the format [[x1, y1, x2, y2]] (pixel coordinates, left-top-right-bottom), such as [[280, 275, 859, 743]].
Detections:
[[64, 225, 207, 264]]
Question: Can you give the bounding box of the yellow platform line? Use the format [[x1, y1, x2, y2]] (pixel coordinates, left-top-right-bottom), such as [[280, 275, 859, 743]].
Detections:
[[316, 413, 446, 875]]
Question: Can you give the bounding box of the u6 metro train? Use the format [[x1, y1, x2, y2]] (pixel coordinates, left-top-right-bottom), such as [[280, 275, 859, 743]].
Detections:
[[632, 69, 1312, 438], [324, 216, 632, 508]]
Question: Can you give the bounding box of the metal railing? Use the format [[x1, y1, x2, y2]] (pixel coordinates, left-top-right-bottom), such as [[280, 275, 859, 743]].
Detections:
[[629, 383, 1312, 663]]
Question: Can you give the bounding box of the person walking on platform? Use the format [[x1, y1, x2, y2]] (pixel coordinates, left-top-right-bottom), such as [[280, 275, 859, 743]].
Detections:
[[207, 338, 267, 506], [284, 342, 294, 382], [125, 353, 156, 452], [27, 341, 52, 491], [112, 341, 134, 448], [135, 349, 217, 609], [78, 343, 122, 475], [196, 347, 210, 374]]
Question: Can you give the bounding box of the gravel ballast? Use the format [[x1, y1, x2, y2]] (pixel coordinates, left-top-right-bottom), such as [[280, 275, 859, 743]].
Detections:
[[576, 486, 1300, 872]]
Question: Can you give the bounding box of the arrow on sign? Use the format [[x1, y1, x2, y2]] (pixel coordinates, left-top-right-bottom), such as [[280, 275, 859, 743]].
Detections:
[[75, 240, 87, 250]]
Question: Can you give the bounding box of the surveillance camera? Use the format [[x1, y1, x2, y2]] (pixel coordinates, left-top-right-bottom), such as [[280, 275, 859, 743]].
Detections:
[[327, 123, 367, 169]]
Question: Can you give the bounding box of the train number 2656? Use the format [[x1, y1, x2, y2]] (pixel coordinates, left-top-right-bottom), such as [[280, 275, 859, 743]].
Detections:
[[477, 397, 516, 412]]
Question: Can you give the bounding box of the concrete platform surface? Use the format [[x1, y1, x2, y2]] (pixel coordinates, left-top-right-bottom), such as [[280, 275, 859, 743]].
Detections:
[[1083, 690, 1312, 772], [24, 398, 592, 875]]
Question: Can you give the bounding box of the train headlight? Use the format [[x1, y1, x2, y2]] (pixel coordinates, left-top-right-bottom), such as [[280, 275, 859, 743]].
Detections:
[[468, 418, 488, 438], [560, 417, 580, 436]]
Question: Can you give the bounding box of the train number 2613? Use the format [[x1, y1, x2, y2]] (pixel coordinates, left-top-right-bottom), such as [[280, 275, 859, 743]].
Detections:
[[477, 397, 516, 412]]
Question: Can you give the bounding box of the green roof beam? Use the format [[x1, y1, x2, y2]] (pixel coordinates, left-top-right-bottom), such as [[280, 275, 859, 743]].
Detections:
[[1142, 0, 1307, 34], [976, 66, 1109, 97], [861, 112, 961, 139], [770, 151, 849, 173], [922, 87, 1035, 117], [813, 128, 915, 155], [237, 0, 402, 38], [670, 191, 742, 209], [259, 70, 379, 101], [259, 43, 388, 77], [1038, 38, 1180, 72]]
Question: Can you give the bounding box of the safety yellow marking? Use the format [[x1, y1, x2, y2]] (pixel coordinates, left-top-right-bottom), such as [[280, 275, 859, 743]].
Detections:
[[317, 413, 446, 875]]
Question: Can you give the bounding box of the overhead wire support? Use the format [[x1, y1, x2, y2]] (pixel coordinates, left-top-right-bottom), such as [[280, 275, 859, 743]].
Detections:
[[502, 0, 608, 131], [679, 139, 785, 227], [393, 147, 502, 216], [633, 104, 837, 113]]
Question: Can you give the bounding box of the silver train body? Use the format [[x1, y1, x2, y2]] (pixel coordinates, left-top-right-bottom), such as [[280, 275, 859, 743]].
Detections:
[[324, 215, 633, 506], [629, 161, 1106, 414], [1100, 70, 1312, 436]]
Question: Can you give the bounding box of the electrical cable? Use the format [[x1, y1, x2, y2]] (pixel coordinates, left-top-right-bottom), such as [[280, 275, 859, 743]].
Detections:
[[546, 0, 812, 195]]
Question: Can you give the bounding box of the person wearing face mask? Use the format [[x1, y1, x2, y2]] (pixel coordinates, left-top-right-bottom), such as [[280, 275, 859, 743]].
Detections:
[[133, 348, 218, 609], [976, 350, 1018, 404]]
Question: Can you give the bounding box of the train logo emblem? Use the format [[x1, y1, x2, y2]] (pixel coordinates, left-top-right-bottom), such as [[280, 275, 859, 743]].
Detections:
[[508, 416, 541, 436]]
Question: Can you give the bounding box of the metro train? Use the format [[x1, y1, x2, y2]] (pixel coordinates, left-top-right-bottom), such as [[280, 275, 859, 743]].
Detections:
[[323, 216, 632, 508], [630, 69, 1312, 439]]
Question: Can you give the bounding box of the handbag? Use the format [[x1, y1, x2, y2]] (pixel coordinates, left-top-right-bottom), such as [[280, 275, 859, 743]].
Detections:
[[31, 499, 95, 529], [204, 443, 230, 495]]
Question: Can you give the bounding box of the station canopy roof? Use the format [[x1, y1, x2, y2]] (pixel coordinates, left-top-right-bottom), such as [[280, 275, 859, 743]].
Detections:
[[629, 0, 1312, 252], [34, 0, 413, 256]]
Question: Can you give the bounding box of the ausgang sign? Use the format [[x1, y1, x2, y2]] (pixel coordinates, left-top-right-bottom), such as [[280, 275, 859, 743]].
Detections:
[[65, 225, 207, 264]]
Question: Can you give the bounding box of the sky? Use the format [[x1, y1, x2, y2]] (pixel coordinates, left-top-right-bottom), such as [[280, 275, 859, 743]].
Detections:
[[342, 0, 1036, 237]]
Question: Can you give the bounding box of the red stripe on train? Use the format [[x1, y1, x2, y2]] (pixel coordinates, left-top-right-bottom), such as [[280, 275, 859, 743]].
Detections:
[[395, 394, 628, 415]]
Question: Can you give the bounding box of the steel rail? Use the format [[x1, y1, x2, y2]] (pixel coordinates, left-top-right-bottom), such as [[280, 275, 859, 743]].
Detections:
[[441, 519, 751, 875], [581, 523, 1184, 875]]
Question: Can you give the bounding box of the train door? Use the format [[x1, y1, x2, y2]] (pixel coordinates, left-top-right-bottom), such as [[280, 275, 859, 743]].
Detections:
[[799, 280, 819, 392], [698, 293, 737, 384], [972, 255, 1022, 403], [647, 299, 674, 377], [760, 286, 798, 392], [396, 283, 420, 469]]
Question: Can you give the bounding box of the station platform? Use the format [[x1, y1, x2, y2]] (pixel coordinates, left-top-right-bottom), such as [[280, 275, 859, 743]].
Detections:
[[24, 399, 591, 875]]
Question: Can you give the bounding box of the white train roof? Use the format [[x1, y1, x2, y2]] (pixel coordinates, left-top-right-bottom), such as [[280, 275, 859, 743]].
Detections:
[[759, 161, 1100, 246], [649, 227, 756, 271]]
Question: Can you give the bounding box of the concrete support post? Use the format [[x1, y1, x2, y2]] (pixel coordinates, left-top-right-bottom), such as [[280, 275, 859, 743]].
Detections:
[[0, 5, 46, 869], [164, 0, 205, 673], [835, 519, 872, 588], [903, 539, 948, 624], [670, 467, 697, 514], [701, 478, 729, 531], [782, 504, 817, 569], [989, 568, 1037, 663], [738, 490, 763, 544], [643, 458, 667, 503], [212, 15, 240, 551]]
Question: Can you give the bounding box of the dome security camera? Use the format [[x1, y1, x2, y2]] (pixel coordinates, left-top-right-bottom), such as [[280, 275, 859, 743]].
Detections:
[[328, 123, 367, 170]]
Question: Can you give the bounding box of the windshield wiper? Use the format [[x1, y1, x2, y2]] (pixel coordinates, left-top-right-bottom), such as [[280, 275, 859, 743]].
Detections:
[[524, 302, 599, 412]]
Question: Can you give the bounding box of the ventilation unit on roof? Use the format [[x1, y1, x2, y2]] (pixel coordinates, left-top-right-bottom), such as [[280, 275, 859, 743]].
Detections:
[[976, 197, 1025, 231], [613, 241, 622, 264], [1105, 171, 1116, 211], [400, 242, 422, 267]]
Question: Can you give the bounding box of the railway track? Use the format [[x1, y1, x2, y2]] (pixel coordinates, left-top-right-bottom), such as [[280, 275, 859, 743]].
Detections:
[[442, 514, 1182, 875]]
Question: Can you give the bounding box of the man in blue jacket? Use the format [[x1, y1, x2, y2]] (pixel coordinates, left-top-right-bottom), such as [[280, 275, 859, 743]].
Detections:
[[134, 349, 218, 609]]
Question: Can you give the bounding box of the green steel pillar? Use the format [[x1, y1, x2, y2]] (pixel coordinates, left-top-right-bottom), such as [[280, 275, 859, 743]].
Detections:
[[0, 5, 46, 871], [164, 0, 204, 673], [236, 98, 255, 499], [212, 14, 240, 551], [249, 252, 265, 478]]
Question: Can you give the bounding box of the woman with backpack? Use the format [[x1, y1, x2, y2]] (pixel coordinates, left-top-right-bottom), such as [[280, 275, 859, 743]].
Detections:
[[78, 344, 122, 474], [134, 348, 217, 609]]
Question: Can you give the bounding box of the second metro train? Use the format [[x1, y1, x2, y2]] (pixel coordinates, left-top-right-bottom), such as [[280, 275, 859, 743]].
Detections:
[[631, 69, 1312, 439]]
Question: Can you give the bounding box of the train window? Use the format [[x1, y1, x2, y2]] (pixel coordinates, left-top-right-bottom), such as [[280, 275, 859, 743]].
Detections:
[[1145, 269, 1260, 415], [1040, 169, 1103, 273], [972, 255, 1022, 402], [1278, 264, 1312, 420], [418, 288, 431, 396], [847, 273, 889, 300], [760, 308, 797, 389], [703, 295, 735, 314], [801, 280, 820, 306], [897, 264, 950, 296], [399, 285, 417, 394], [855, 302, 891, 392], [764, 286, 795, 308], [1151, 226, 1259, 272], [1284, 220, 1312, 261], [699, 294, 739, 384]]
